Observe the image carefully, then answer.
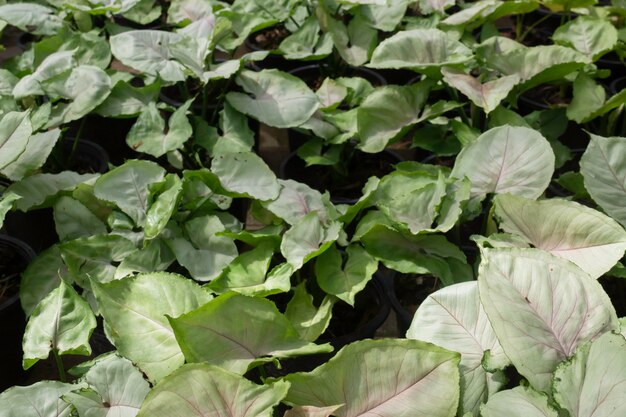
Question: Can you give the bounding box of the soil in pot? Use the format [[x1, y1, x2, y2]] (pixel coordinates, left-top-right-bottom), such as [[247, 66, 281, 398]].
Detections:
[[0, 235, 36, 391], [246, 25, 291, 52], [160, 77, 232, 121], [280, 147, 402, 204]]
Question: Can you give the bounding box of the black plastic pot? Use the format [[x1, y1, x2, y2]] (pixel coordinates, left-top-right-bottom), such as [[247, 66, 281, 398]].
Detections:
[[610, 75, 626, 95], [279, 147, 403, 205], [0, 235, 36, 391], [244, 25, 302, 71], [288, 63, 387, 89], [3, 139, 109, 253], [69, 115, 139, 166]]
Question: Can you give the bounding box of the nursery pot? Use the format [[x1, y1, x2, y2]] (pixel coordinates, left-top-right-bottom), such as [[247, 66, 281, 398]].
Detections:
[[279, 147, 403, 204], [3, 138, 109, 253], [288, 63, 387, 90], [244, 25, 299, 71], [0, 234, 36, 391]]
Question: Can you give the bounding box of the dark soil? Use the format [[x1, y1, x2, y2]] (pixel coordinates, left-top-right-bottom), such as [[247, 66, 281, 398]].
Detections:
[[44, 138, 109, 174], [249, 26, 291, 51]]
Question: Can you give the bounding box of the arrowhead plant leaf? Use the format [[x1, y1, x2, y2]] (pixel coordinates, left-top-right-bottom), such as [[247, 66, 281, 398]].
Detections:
[[137, 363, 290, 417], [580, 133, 626, 228], [284, 338, 461, 417], [442, 68, 520, 113], [63, 354, 150, 417], [93, 160, 166, 227], [480, 386, 558, 417], [0, 381, 79, 417], [408, 281, 509, 416], [478, 248, 619, 393], [226, 69, 320, 128], [93, 272, 213, 382], [494, 194, 626, 278], [451, 125, 555, 200], [22, 280, 97, 369], [368, 29, 472, 76], [170, 293, 332, 374], [553, 332, 626, 417]]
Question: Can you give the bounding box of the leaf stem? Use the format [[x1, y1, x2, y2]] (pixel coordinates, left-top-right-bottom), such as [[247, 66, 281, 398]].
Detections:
[[53, 349, 67, 382]]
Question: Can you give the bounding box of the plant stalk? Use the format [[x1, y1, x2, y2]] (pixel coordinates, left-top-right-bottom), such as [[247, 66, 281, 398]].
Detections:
[[53, 349, 67, 382]]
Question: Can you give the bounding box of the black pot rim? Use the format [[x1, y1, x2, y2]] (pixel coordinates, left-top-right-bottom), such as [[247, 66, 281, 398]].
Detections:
[[322, 272, 391, 347], [609, 75, 626, 96], [60, 138, 110, 174], [0, 234, 35, 312], [278, 147, 404, 205], [287, 63, 388, 86]]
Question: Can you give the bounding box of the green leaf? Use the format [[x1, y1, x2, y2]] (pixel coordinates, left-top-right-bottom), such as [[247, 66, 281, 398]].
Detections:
[[264, 179, 332, 226], [94, 79, 161, 118], [126, 100, 193, 157], [93, 272, 213, 382], [281, 212, 341, 270], [451, 125, 554, 200], [408, 281, 509, 416], [478, 248, 619, 393], [566, 72, 606, 123], [442, 68, 520, 114], [208, 102, 255, 156], [7, 171, 99, 211], [93, 160, 165, 227], [61, 234, 137, 285], [63, 354, 150, 417], [279, 16, 333, 60], [13, 51, 76, 99], [580, 133, 626, 228], [419, 0, 454, 14], [284, 339, 460, 417], [481, 43, 589, 92], [136, 363, 290, 417], [0, 381, 78, 417], [358, 222, 471, 286], [211, 151, 280, 200], [44, 66, 113, 128], [226, 69, 320, 128], [145, 174, 183, 240], [170, 293, 332, 374], [480, 386, 558, 417], [368, 29, 472, 76], [169, 215, 238, 281], [553, 332, 626, 417], [0, 3, 62, 35], [207, 240, 275, 295], [110, 30, 202, 82], [20, 245, 67, 317], [0, 110, 32, 170], [553, 16, 618, 60], [321, 13, 376, 67], [494, 194, 626, 278], [0, 129, 60, 181], [285, 282, 335, 342], [316, 78, 348, 110], [315, 244, 377, 306], [360, 0, 408, 31], [372, 170, 448, 234], [53, 196, 107, 241], [23, 281, 96, 369], [356, 82, 431, 153]]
